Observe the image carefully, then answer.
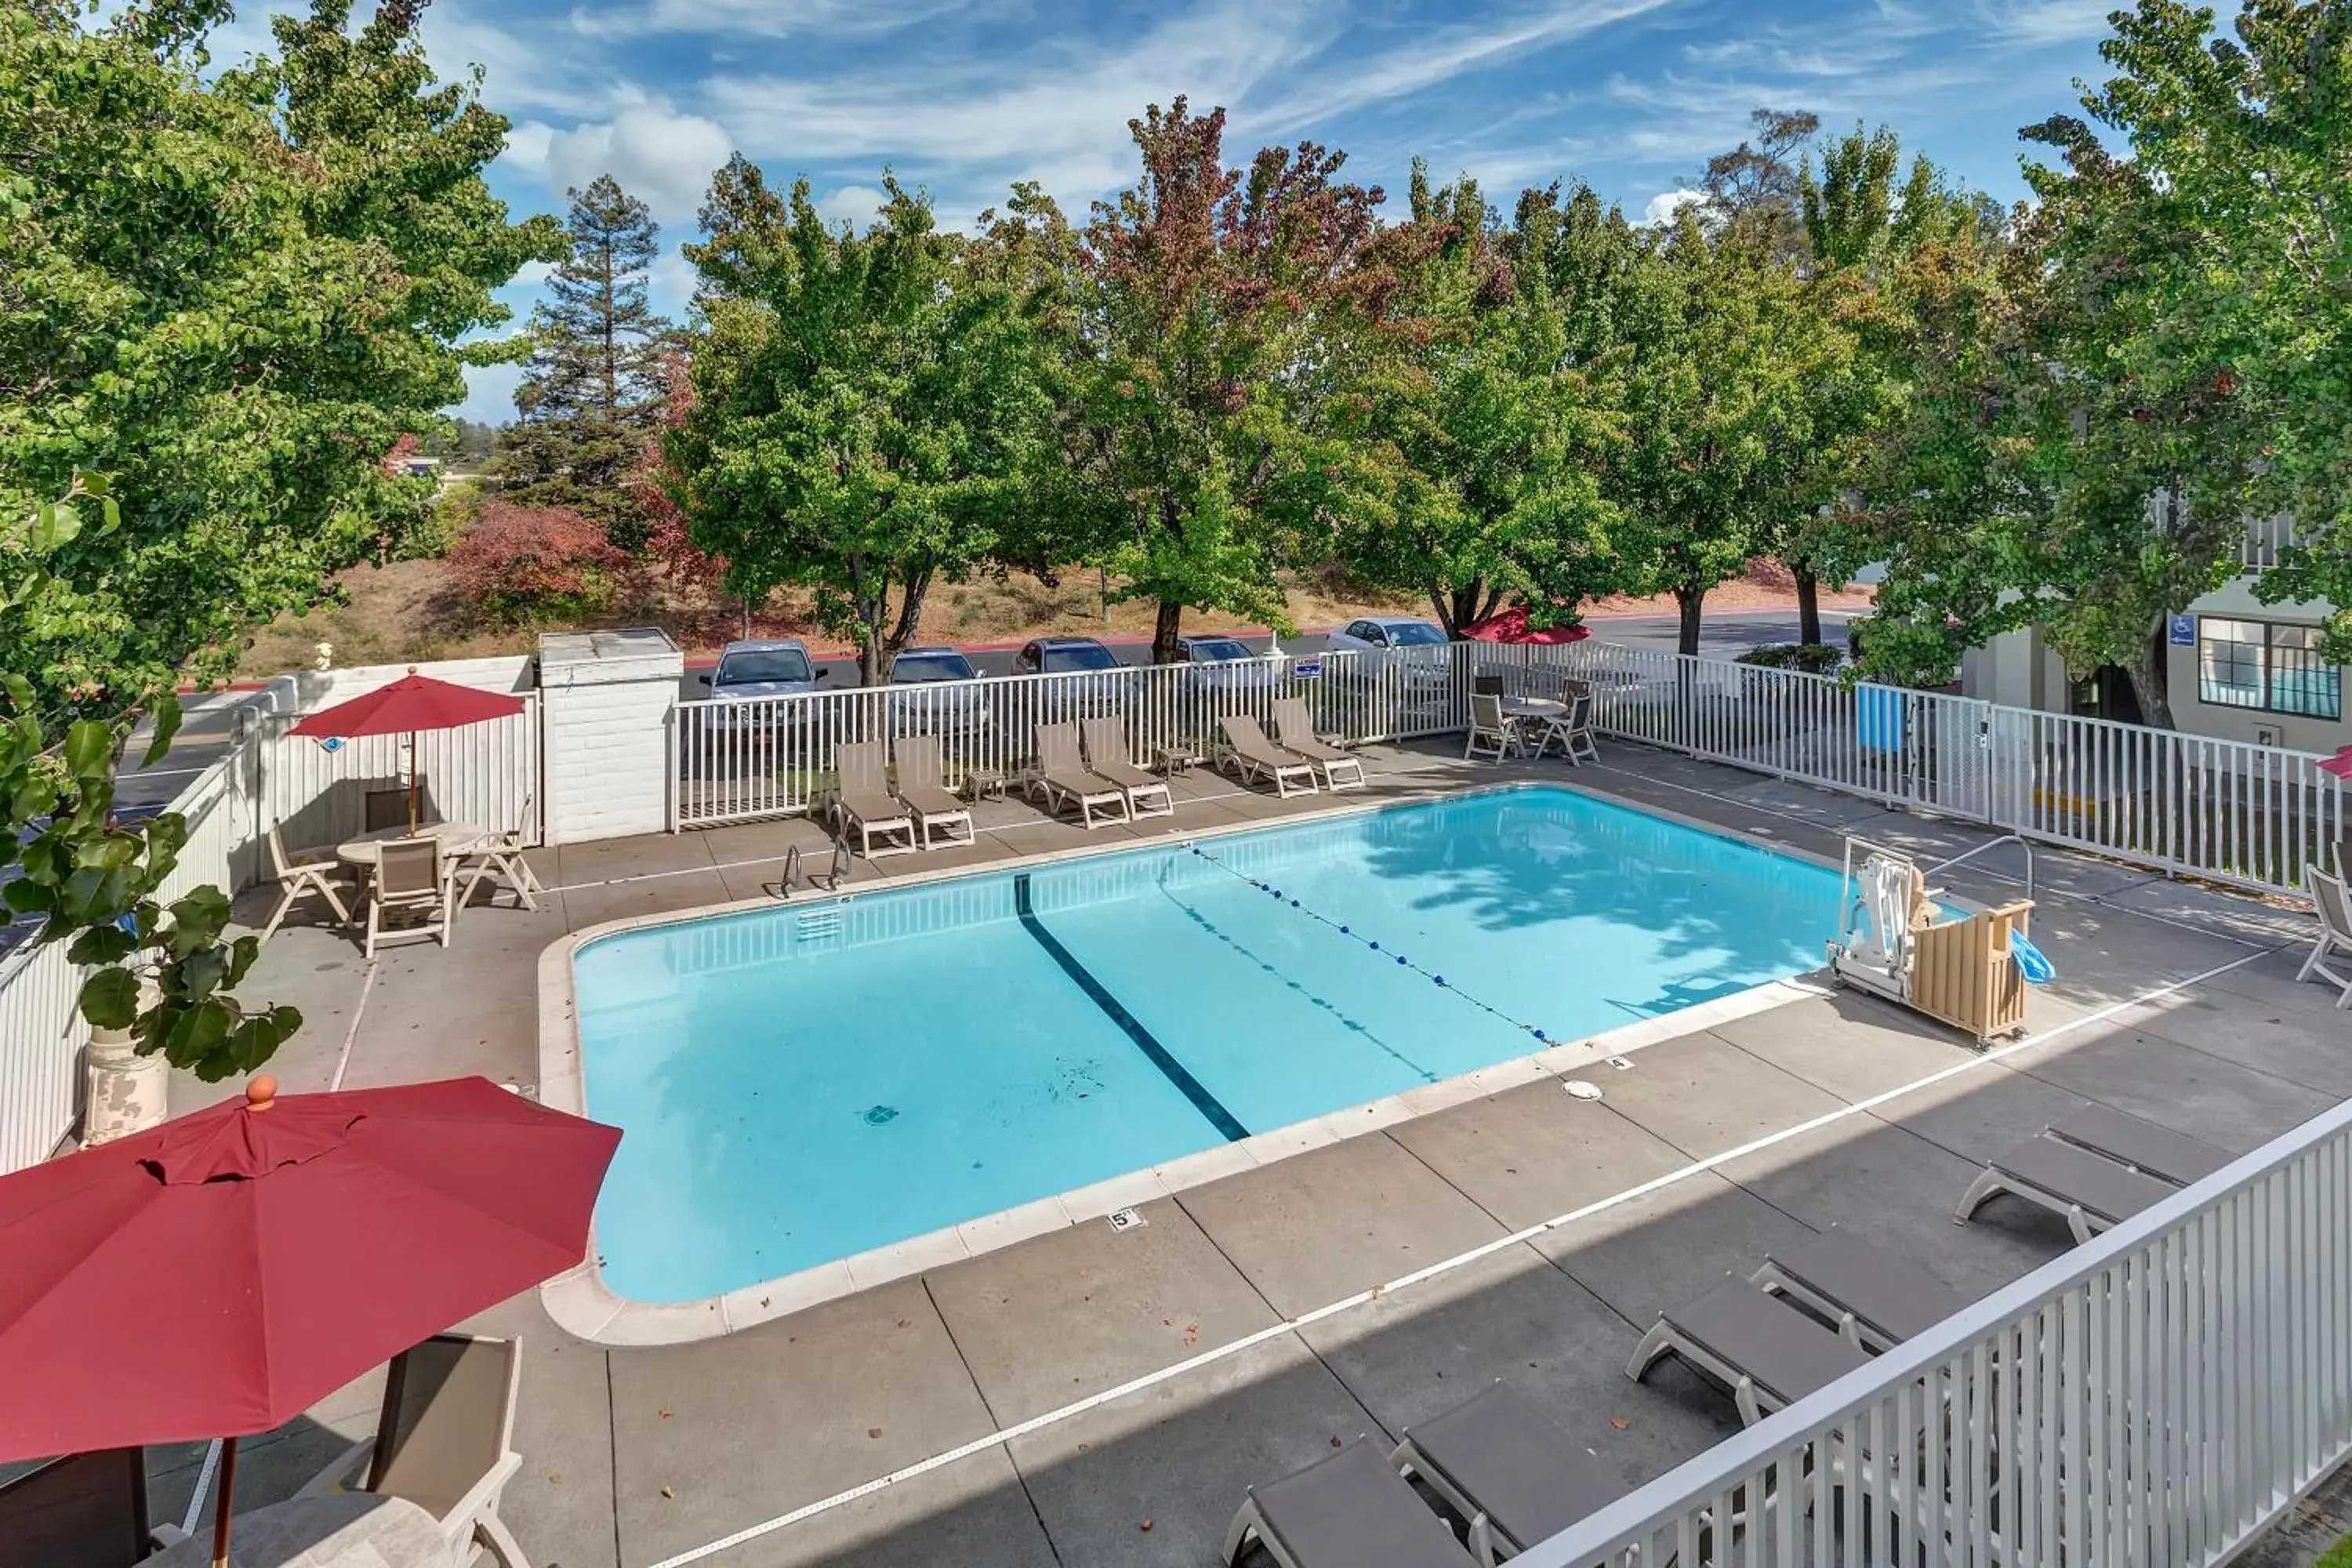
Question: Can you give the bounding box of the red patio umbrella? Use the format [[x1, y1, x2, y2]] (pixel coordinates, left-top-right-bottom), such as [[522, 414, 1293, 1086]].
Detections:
[[2321, 746, 2352, 781], [0, 1075, 618, 1566], [289, 669, 526, 831], [1459, 605, 1592, 645]]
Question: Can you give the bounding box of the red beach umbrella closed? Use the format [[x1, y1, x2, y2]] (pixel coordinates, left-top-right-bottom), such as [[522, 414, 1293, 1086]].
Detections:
[[2321, 746, 2352, 781], [1460, 605, 1592, 645], [0, 1076, 618, 1564]]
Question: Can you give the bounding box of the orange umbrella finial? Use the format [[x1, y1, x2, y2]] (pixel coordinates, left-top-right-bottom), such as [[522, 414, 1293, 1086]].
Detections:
[[245, 1076, 278, 1113]]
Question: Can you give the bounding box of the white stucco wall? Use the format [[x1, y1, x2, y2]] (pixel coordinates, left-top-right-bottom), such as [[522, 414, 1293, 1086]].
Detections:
[[2169, 580, 2350, 753]]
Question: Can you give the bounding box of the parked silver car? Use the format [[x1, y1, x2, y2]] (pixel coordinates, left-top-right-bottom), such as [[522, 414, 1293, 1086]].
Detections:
[[697, 638, 826, 728], [887, 645, 993, 738], [1173, 633, 1276, 696]]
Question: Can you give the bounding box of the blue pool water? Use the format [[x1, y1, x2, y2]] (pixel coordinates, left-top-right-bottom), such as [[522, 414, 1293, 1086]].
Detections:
[[575, 786, 1844, 1301]]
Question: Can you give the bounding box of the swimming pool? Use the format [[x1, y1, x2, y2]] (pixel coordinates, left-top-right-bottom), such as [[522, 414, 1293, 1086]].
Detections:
[[572, 785, 1843, 1304]]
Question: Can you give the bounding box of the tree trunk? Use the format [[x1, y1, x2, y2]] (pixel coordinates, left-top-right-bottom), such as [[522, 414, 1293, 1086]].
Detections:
[[1793, 564, 1821, 647], [2127, 622, 2175, 730], [1675, 583, 1706, 657], [1151, 598, 1184, 667]]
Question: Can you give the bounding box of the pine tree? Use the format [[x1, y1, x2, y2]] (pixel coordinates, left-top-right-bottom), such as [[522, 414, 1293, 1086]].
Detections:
[[499, 175, 673, 550]]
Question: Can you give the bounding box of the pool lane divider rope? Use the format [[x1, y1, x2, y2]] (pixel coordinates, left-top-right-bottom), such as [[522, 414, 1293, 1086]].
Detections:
[[1181, 843, 1567, 1047], [1012, 872, 1249, 1142], [639, 941, 2285, 1568]]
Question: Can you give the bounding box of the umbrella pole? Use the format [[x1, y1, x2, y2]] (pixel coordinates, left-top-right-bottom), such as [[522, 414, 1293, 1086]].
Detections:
[[209, 1435, 238, 1568], [407, 730, 419, 833]]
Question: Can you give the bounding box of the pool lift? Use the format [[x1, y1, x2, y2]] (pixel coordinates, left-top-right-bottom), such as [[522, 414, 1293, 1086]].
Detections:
[[1827, 834, 2049, 1047]]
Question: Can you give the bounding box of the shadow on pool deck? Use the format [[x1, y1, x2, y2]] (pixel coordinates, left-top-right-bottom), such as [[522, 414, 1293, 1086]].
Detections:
[[156, 740, 2337, 1567]]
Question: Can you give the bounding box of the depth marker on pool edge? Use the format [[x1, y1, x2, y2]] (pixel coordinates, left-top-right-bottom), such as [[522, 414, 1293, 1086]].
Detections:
[[638, 942, 2282, 1568]]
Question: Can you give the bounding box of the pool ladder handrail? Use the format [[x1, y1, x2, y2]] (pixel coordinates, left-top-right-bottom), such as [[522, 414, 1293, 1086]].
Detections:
[[777, 834, 853, 899]]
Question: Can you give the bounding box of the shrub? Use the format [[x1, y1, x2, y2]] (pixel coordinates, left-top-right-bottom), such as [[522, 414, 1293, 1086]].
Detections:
[[1739, 641, 1846, 675], [445, 501, 630, 624]]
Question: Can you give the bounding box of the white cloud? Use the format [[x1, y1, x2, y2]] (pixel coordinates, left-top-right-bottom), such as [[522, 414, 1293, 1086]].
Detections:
[[576, 0, 971, 39], [512, 260, 557, 286], [702, 0, 1332, 215], [814, 184, 891, 229], [420, 3, 622, 118], [1971, 0, 2120, 45], [505, 103, 737, 227], [1642, 187, 1704, 224], [1249, 0, 1676, 136]]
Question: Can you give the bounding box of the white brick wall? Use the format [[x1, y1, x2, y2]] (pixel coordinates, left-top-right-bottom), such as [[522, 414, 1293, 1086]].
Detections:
[[538, 630, 682, 844]]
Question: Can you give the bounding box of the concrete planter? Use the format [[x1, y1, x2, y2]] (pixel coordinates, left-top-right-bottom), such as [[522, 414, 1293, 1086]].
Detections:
[[83, 1027, 169, 1145]]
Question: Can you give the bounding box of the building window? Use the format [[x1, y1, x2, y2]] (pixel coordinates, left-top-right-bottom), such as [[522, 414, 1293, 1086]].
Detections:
[[2196, 618, 2342, 720]]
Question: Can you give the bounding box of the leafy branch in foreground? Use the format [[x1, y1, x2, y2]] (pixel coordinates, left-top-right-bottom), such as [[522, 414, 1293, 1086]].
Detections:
[[2, 477, 300, 1083]]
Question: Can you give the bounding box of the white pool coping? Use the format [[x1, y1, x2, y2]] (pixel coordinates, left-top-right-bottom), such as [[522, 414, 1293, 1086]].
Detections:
[[537, 775, 1849, 1347]]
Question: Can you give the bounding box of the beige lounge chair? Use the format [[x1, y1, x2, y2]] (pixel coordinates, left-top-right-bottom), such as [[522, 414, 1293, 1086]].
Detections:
[[260, 825, 352, 939], [1464, 693, 1523, 762], [365, 837, 452, 959], [1216, 714, 1318, 797], [1080, 717, 1174, 818], [1030, 722, 1131, 829], [456, 794, 541, 912], [831, 741, 919, 858], [300, 1333, 531, 1567], [892, 735, 978, 848], [1270, 699, 1367, 789], [2300, 866, 2352, 1009]]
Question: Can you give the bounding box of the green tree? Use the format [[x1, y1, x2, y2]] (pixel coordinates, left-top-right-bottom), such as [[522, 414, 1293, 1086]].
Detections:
[[1774, 129, 1990, 648], [2047, 0, 2352, 661], [500, 175, 676, 550], [669, 176, 1053, 684], [1063, 99, 1401, 664], [1, 0, 557, 723], [2, 0, 556, 1078], [1349, 164, 1621, 636], [1602, 211, 1834, 656]]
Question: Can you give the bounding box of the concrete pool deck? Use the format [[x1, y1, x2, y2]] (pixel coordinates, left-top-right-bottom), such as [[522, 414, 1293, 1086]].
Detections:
[[156, 740, 2340, 1567]]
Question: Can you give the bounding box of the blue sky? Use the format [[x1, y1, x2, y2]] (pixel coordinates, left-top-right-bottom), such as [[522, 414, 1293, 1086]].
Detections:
[[215, 0, 2123, 423]]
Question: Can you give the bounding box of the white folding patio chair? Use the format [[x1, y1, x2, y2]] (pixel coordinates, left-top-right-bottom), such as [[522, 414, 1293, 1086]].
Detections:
[[2299, 865, 2352, 1009], [365, 837, 454, 959], [1465, 693, 1523, 763], [260, 826, 352, 940], [457, 795, 542, 913]]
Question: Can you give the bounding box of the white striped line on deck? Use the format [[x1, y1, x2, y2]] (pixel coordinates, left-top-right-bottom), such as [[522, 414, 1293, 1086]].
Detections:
[[641, 942, 2281, 1568]]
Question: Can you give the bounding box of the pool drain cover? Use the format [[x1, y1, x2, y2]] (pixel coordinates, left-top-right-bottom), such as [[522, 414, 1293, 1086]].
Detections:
[[862, 1105, 898, 1126], [1563, 1080, 1603, 1102]]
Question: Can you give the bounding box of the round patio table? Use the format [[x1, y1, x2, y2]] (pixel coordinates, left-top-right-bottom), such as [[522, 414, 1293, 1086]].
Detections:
[[146, 1493, 454, 1568], [1499, 695, 1566, 721], [333, 821, 486, 869]]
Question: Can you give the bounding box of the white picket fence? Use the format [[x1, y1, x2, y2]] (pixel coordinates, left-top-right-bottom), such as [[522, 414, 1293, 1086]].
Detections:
[[673, 646, 1471, 828], [673, 638, 2346, 897], [0, 750, 246, 1172], [1521, 1093, 2352, 1568]]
